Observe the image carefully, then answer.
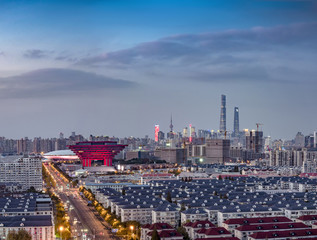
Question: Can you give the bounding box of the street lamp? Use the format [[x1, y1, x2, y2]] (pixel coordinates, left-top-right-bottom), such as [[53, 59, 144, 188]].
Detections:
[[130, 225, 134, 239], [59, 226, 64, 240]]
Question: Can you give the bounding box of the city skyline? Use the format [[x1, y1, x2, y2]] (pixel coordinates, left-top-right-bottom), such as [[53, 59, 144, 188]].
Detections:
[[0, 0, 316, 139]]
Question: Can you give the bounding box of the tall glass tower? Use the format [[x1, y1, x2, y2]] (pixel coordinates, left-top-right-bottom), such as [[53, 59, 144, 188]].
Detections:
[[233, 107, 239, 136], [219, 95, 226, 133]]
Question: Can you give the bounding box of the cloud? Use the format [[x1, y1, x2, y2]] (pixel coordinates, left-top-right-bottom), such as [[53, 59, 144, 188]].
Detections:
[[0, 68, 136, 99], [76, 22, 317, 84], [23, 49, 52, 59]]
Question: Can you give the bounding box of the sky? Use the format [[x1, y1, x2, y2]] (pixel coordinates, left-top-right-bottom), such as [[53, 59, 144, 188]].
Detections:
[[0, 0, 316, 139]]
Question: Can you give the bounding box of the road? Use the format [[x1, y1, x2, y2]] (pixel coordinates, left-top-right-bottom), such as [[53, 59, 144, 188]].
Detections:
[[44, 163, 118, 240]]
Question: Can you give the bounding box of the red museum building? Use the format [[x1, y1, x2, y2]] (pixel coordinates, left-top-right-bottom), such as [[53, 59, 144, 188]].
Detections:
[[68, 141, 127, 167]]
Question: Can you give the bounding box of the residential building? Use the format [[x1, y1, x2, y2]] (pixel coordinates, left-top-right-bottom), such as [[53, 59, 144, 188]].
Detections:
[[0, 156, 42, 191]]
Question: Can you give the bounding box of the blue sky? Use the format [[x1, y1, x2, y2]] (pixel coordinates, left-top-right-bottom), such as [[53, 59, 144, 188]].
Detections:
[[0, 0, 316, 139]]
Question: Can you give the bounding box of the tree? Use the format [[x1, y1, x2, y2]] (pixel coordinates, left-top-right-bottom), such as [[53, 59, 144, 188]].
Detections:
[[27, 186, 37, 193], [166, 191, 172, 203], [177, 226, 190, 240], [151, 228, 160, 240], [180, 203, 186, 211], [7, 229, 32, 240], [72, 179, 79, 187]]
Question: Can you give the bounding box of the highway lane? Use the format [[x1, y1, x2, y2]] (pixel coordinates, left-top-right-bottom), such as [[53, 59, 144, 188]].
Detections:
[[45, 163, 118, 240]]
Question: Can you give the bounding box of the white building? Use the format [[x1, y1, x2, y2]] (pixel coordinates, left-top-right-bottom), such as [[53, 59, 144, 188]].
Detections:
[[218, 206, 284, 227], [152, 203, 179, 227], [121, 203, 154, 224], [0, 215, 55, 240], [0, 194, 54, 240], [181, 209, 208, 224], [0, 156, 42, 191]]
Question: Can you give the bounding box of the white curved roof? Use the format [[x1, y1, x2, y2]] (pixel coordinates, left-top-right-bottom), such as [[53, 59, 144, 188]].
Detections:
[[43, 149, 76, 156]]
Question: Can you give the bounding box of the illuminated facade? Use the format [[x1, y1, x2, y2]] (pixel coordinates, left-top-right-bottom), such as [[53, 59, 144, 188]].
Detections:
[[155, 125, 159, 142], [68, 141, 127, 167]]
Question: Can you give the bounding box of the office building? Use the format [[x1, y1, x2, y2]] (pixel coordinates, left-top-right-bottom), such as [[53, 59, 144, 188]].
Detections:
[[126, 150, 152, 161], [154, 148, 187, 163], [158, 131, 165, 141], [305, 134, 314, 148], [233, 107, 239, 137], [154, 125, 159, 142], [219, 94, 226, 133], [183, 127, 188, 138], [295, 132, 305, 148], [205, 139, 230, 164]]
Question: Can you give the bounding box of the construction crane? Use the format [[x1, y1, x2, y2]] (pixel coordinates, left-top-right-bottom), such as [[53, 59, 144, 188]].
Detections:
[[256, 123, 263, 132]]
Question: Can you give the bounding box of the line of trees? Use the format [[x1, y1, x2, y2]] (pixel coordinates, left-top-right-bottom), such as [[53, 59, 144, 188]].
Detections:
[[42, 164, 71, 239], [79, 186, 141, 239], [52, 163, 73, 182], [6, 229, 32, 240], [42, 165, 56, 188]]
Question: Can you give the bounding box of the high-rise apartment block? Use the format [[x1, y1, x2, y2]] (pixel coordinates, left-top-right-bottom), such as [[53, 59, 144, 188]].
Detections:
[[0, 157, 42, 191], [270, 148, 317, 169], [245, 130, 264, 153], [219, 95, 226, 133], [17, 137, 32, 155]]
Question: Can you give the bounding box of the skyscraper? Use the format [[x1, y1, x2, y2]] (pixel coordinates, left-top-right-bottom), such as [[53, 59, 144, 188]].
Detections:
[[155, 125, 159, 142], [233, 107, 239, 136], [169, 114, 173, 132], [219, 94, 226, 133]]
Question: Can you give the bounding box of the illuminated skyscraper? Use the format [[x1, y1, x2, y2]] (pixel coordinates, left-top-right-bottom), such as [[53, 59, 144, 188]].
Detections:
[[233, 107, 239, 136], [155, 125, 159, 142], [219, 94, 226, 133]]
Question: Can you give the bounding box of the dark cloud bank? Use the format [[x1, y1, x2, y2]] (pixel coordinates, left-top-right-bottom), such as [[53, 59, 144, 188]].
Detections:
[[77, 22, 317, 84], [0, 68, 136, 99]]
